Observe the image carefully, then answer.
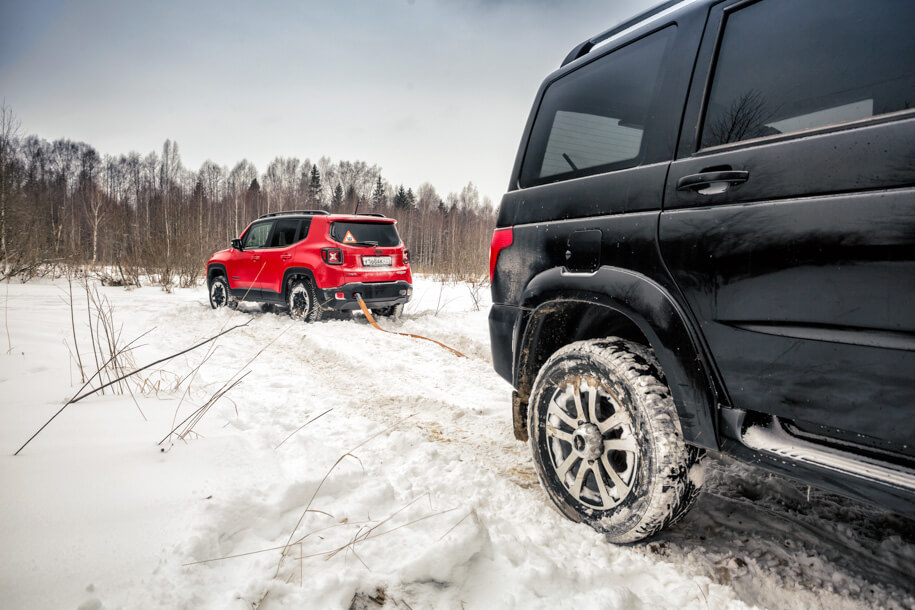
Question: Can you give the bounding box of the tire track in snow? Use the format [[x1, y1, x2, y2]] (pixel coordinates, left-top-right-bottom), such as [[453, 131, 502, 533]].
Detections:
[[284, 313, 539, 489]]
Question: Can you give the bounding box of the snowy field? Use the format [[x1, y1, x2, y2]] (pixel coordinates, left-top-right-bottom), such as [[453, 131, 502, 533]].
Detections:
[[1, 276, 913, 609]]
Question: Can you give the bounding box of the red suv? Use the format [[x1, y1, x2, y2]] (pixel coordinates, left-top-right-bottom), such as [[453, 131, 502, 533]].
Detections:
[[206, 210, 412, 321]]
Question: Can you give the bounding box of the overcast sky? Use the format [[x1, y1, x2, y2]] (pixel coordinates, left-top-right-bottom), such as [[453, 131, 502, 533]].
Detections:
[[1, 0, 650, 204]]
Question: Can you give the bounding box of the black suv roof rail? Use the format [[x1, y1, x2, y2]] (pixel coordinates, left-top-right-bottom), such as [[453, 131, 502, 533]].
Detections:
[[561, 0, 684, 67], [356, 213, 386, 218], [258, 210, 330, 219]]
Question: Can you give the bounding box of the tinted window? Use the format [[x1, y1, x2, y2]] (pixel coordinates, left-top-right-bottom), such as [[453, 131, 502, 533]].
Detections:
[[520, 27, 675, 187], [242, 221, 272, 249], [330, 222, 400, 247], [702, 0, 915, 149], [268, 219, 301, 247]]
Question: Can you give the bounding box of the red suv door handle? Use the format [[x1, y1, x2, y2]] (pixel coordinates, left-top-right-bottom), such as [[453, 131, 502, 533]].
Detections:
[[251, 255, 261, 262], [281, 254, 292, 261]]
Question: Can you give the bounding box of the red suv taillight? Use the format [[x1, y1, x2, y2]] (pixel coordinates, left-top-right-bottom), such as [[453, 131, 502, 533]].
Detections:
[[489, 227, 513, 281], [403, 249, 410, 265], [322, 247, 343, 265]]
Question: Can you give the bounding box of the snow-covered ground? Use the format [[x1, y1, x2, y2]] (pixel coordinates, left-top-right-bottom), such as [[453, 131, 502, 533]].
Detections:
[[1, 276, 913, 609]]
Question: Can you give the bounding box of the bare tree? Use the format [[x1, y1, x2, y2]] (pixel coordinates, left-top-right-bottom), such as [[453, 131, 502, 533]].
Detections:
[[0, 114, 499, 280], [705, 89, 772, 146], [0, 101, 22, 264], [85, 187, 106, 263]]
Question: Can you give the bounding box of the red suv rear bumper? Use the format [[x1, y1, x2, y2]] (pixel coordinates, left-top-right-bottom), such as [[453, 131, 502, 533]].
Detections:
[[319, 280, 412, 311]]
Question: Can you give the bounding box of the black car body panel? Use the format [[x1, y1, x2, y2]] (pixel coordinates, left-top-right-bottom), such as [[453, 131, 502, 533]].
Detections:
[[490, 0, 915, 516]]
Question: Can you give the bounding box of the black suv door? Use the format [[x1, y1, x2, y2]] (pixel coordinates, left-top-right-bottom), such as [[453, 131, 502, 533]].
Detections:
[[660, 0, 915, 456]]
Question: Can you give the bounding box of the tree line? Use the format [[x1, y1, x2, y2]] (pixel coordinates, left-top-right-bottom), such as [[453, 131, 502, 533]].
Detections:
[[0, 104, 496, 286]]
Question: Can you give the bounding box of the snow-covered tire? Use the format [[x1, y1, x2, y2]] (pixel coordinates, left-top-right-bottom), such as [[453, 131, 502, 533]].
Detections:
[[287, 280, 323, 322], [528, 337, 701, 543], [208, 275, 237, 310], [372, 304, 403, 319]]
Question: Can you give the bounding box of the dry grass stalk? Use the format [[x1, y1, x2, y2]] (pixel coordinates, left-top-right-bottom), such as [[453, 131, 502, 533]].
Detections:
[[292, 504, 459, 565], [274, 416, 415, 577], [13, 326, 152, 456], [86, 282, 136, 395], [13, 320, 250, 456], [275, 408, 334, 450], [166, 262, 267, 435], [437, 509, 475, 542], [66, 320, 250, 406], [182, 516, 359, 568], [183, 417, 447, 607], [163, 309, 291, 447], [67, 278, 85, 383], [135, 369, 181, 396], [164, 371, 250, 443]]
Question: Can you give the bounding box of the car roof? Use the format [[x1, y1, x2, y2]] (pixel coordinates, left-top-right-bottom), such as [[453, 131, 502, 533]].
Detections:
[[560, 0, 707, 68], [324, 213, 395, 223], [254, 211, 395, 223]]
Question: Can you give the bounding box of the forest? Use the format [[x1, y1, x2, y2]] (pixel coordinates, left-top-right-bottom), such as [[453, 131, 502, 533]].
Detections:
[[0, 104, 497, 286]]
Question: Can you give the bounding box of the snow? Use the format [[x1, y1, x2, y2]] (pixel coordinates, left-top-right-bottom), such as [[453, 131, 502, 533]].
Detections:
[[1, 276, 913, 609]]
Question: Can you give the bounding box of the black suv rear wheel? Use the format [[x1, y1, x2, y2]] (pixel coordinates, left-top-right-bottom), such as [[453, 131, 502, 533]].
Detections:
[[528, 337, 701, 543]]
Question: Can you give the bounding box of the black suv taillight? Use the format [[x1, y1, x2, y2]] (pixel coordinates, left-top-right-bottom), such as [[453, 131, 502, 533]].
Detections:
[[489, 228, 513, 281], [403, 249, 410, 265], [322, 247, 343, 265]]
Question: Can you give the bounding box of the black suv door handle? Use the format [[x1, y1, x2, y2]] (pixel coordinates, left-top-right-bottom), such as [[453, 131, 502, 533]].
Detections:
[[677, 170, 749, 194]]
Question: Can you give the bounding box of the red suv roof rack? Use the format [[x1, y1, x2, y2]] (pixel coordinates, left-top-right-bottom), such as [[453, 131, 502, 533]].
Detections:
[[258, 210, 330, 219]]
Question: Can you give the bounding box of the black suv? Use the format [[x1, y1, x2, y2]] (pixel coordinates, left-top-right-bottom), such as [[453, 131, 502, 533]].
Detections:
[[489, 0, 915, 543]]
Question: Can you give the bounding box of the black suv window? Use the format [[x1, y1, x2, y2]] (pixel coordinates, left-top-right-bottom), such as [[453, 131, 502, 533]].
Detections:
[[330, 222, 400, 247], [520, 27, 675, 187], [701, 0, 915, 149], [242, 221, 272, 249], [268, 218, 301, 248]]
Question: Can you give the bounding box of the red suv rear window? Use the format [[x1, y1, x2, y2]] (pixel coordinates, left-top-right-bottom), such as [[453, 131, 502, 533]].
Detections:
[[330, 221, 400, 247]]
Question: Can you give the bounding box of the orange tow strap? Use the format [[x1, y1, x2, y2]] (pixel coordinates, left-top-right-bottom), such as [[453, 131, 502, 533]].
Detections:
[[355, 294, 467, 358]]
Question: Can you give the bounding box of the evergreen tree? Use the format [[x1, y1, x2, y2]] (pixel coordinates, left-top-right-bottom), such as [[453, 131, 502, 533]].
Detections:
[[246, 177, 261, 217], [308, 164, 322, 208], [371, 175, 385, 208], [393, 185, 408, 210], [331, 183, 344, 209], [406, 187, 416, 209]]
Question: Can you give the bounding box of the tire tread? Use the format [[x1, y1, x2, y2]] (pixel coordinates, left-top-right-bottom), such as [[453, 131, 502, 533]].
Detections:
[[529, 337, 702, 543]]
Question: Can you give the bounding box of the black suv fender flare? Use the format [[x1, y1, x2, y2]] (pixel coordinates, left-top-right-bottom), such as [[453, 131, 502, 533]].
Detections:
[[280, 267, 318, 301], [518, 266, 719, 450]]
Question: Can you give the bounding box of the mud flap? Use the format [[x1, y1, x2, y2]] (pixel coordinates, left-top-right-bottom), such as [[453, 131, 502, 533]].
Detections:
[[512, 390, 528, 442]]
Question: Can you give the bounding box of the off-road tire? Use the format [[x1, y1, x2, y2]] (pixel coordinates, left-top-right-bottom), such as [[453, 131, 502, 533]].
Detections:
[[287, 280, 324, 322], [372, 304, 403, 319], [528, 337, 702, 543], [208, 275, 237, 310]]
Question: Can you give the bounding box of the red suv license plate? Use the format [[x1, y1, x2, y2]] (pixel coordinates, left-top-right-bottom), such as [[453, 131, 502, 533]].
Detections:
[[362, 255, 392, 267]]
